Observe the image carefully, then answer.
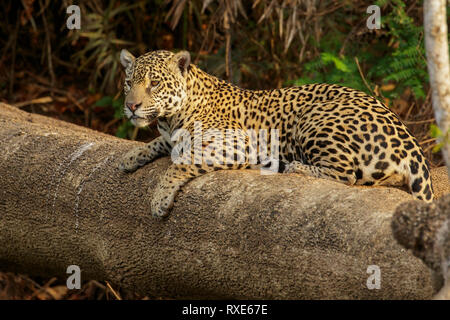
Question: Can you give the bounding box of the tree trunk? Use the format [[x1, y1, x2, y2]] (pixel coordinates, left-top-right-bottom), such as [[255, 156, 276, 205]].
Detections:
[[424, 0, 450, 176], [0, 103, 448, 299]]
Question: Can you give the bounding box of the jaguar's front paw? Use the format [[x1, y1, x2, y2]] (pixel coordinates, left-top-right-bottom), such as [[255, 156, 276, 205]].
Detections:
[[151, 190, 175, 218], [118, 146, 150, 173]]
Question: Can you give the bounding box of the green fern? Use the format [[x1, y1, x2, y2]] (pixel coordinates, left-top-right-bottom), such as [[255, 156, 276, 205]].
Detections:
[[290, 0, 431, 101], [370, 0, 428, 99], [290, 45, 372, 95]]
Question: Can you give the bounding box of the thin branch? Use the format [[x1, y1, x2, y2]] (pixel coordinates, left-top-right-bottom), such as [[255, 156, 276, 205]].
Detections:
[[354, 57, 375, 96], [224, 11, 232, 82], [105, 281, 122, 300], [405, 119, 436, 124], [8, 14, 20, 102], [40, 0, 55, 97], [13, 97, 53, 109]]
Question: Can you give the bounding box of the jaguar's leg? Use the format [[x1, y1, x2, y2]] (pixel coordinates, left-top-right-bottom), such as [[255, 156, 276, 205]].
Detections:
[[151, 124, 258, 217], [151, 162, 250, 217], [119, 136, 171, 172]]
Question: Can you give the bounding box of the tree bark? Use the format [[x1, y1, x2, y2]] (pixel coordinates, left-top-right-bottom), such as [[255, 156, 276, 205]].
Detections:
[[0, 103, 448, 299], [424, 0, 450, 177]]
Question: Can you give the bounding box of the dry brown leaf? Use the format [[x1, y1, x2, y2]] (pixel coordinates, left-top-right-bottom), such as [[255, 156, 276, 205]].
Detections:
[[381, 83, 396, 91]]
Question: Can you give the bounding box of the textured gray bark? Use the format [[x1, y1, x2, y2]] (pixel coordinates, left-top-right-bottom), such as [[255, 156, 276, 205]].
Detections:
[[0, 102, 448, 299]]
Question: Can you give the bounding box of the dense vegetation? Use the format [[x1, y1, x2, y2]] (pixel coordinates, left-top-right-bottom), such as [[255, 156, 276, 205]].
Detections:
[[1, 1, 445, 160]]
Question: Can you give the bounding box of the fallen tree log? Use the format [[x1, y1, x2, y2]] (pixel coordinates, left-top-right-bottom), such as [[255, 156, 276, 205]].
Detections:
[[0, 102, 449, 299]]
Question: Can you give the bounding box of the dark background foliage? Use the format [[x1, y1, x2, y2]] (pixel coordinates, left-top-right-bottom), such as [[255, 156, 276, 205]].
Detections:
[[0, 0, 448, 299]]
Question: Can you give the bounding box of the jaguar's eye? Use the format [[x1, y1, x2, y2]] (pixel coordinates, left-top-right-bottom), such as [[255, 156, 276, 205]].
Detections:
[[150, 80, 160, 87]]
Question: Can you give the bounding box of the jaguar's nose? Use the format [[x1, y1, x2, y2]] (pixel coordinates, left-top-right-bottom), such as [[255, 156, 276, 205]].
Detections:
[[126, 102, 142, 112]]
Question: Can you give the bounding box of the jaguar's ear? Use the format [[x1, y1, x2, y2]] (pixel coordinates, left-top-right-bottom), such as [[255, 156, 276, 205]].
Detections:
[[171, 51, 191, 76], [120, 49, 135, 69]]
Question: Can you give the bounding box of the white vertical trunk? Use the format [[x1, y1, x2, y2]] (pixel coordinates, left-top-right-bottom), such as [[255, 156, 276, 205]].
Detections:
[[424, 0, 450, 178]]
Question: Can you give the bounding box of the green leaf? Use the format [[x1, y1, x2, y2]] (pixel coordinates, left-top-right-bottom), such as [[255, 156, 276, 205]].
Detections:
[[113, 97, 125, 119], [112, 97, 124, 109], [321, 53, 351, 73], [432, 142, 444, 153], [116, 122, 133, 139], [94, 96, 113, 107], [429, 124, 442, 138], [333, 57, 351, 73]]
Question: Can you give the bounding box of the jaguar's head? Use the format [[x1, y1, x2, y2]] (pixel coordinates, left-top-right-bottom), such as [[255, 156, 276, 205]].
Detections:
[[119, 49, 191, 127]]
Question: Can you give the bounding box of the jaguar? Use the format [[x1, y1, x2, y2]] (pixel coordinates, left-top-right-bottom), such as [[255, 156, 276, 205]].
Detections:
[[118, 49, 434, 217]]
